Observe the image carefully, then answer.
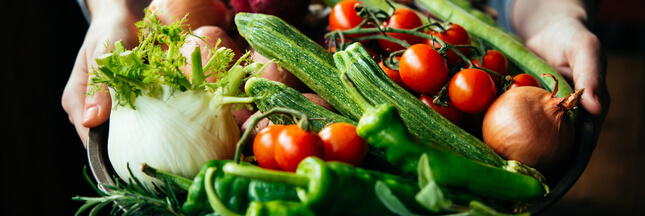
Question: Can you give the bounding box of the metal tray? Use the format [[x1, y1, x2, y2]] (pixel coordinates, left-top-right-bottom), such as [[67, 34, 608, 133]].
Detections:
[[86, 109, 597, 214]]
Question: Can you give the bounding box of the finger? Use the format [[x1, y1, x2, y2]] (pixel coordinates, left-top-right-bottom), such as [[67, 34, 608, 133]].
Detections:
[[569, 33, 608, 117], [82, 83, 112, 128], [251, 49, 306, 90], [62, 48, 92, 146], [180, 26, 242, 82]]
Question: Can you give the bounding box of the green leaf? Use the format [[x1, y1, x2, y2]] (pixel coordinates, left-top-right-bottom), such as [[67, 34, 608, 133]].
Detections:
[[415, 153, 452, 212], [374, 181, 422, 216]]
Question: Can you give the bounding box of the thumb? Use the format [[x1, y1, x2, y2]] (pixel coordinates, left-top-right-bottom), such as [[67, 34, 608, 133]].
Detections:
[[82, 82, 112, 128]]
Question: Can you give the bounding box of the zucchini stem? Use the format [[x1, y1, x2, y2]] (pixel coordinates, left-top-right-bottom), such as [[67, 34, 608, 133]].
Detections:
[[340, 71, 375, 112]]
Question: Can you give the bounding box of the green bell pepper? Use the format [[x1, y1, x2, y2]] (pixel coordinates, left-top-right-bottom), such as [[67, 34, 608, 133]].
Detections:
[[223, 157, 429, 215]]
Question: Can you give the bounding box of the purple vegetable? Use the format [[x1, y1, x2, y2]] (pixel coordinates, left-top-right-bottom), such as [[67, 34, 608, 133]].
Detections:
[[228, 0, 311, 27]]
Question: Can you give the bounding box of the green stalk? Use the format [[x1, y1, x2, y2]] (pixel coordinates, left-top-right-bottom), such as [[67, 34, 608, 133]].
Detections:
[[204, 167, 241, 216], [191, 46, 205, 87], [233, 107, 312, 163], [140, 163, 193, 191], [222, 163, 309, 188]]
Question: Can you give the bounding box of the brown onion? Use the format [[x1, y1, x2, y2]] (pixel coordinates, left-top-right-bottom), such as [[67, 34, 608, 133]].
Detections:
[[482, 74, 584, 174]]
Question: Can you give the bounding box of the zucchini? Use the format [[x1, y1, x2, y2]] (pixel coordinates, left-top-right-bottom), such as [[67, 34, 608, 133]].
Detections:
[[244, 77, 356, 132], [335, 43, 506, 168], [235, 13, 363, 121]]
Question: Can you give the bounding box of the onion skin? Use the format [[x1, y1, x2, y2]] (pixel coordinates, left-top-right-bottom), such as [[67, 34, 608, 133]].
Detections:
[[482, 86, 584, 174]]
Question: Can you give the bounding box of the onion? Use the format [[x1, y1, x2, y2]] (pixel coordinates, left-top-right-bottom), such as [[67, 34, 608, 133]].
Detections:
[[482, 75, 584, 174]]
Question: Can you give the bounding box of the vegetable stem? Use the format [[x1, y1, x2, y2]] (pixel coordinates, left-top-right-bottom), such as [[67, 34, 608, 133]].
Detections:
[[191, 46, 205, 87], [140, 163, 193, 191], [233, 107, 313, 163], [222, 163, 309, 188], [205, 167, 242, 216], [339, 70, 374, 112]]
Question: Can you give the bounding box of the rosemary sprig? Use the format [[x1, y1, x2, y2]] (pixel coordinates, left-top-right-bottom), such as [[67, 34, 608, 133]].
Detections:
[[73, 166, 185, 216]]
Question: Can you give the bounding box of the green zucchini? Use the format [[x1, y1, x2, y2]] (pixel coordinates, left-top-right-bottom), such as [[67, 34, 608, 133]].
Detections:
[[244, 77, 356, 132], [335, 43, 507, 168], [235, 13, 362, 121], [416, 0, 574, 98]]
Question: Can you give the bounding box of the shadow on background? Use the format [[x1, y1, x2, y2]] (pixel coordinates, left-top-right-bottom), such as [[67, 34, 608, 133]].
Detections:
[[1, 0, 643, 215]]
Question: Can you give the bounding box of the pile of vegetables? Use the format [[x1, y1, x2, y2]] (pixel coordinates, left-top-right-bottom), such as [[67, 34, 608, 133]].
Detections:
[[73, 0, 586, 215]]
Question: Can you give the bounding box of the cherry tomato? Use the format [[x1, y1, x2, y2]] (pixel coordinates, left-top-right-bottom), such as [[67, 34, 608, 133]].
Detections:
[[377, 8, 423, 52], [253, 125, 285, 170], [508, 74, 541, 90], [318, 123, 367, 166], [378, 57, 412, 91], [424, 23, 471, 65], [329, 0, 366, 40], [472, 50, 509, 88], [274, 125, 325, 172], [448, 68, 497, 114], [419, 94, 464, 126], [399, 44, 449, 94]]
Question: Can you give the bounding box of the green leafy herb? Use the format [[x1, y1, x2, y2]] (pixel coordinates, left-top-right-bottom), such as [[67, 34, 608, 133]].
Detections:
[[73, 166, 185, 216]]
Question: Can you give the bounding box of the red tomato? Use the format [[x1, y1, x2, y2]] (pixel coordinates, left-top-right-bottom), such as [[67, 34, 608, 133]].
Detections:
[[378, 57, 412, 91], [508, 74, 541, 90], [448, 68, 497, 114], [253, 125, 285, 170], [329, 0, 366, 39], [399, 44, 449, 94], [377, 8, 423, 52], [318, 123, 367, 166], [274, 125, 325, 172], [424, 23, 471, 65], [419, 94, 464, 126], [472, 50, 509, 88]]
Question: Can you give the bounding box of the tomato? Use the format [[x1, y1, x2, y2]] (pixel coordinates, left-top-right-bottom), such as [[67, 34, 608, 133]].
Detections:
[[399, 44, 449, 94], [424, 23, 471, 65], [378, 57, 412, 91], [318, 123, 367, 166], [419, 94, 464, 126], [508, 74, 541, 90], [377, 8, 423, 52], [274, 125, 325, 172], [253, 125, 285, 170], [472, 50, 509, 88], [448, 68, 497, 114], [329, 0, 366, 39]]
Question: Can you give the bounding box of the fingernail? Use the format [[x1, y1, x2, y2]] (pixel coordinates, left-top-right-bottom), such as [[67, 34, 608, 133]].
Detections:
[[83, 106, 99, 123]]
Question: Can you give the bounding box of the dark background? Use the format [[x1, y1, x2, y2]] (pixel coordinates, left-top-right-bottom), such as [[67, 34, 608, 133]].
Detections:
[[1, 0, 95, 215], [1, 0, 643, 215]]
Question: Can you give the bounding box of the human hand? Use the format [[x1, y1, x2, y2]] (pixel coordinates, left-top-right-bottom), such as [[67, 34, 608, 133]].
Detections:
[[62, 1, 145, 147], [512, 0, 610, 134]]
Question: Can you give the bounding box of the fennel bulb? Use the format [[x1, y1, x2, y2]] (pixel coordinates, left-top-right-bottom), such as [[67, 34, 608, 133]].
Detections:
[[88, 11, 262, 187]]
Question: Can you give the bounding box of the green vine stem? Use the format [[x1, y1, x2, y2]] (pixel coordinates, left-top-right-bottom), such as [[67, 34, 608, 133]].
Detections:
[[233, 107, 313, 164], [222, 163, 310, 188]]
